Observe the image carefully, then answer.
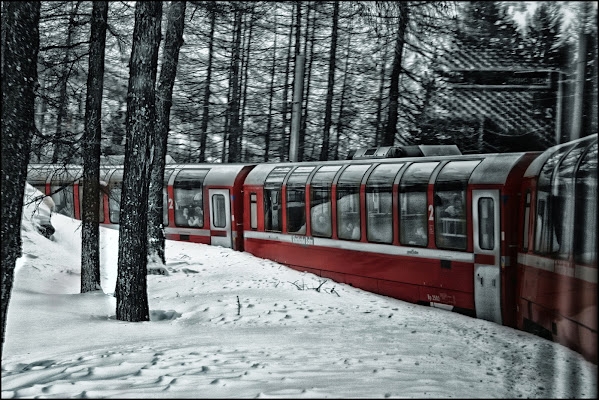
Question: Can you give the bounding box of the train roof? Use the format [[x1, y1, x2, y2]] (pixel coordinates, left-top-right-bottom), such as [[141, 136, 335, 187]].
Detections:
[[244, 152, 537, 186], [523, 134, 598, 178]]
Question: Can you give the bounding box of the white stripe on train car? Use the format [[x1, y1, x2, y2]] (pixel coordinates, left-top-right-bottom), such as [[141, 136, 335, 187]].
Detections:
[[244, 230, 474, 263], [164, 227, 210, 236], [517, 253, 598, 284]]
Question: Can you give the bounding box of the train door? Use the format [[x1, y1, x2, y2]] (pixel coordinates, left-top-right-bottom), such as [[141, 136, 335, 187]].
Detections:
[[472, 189, 502, 324], [209, 188, 232, 248]]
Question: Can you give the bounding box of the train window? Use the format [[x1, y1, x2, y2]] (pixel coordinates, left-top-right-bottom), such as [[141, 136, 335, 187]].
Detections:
[[250, 192, 258, 230], [212, 194, 227, 228], [553, 144, 588, 259], [107, 170, 123, 223], [399, 162, 438, 247], [478, 197, 494, 250], [286, 167, 314, 235], [534, 145, 575, 254], [310, 165, 341, 238], [522, 190, 531, 252], [161, 169, 174, 227], [266, 166, 292, 185], [337, 165, 370, 241], [366, 163, 403, 243], [264, 167, 291, 233], [78, 185, 105, 223], [574, 142, 597, 265], [174, 169, 209, 228], [264, 188, 282, 232], [50, 169, 80, 218], [434, 160, 480, 250]]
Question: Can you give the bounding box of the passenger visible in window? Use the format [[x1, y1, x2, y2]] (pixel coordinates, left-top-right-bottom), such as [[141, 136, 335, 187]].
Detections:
[[415, 226, 427, 241], [342, 221, 360, 240], [444, 193, 463, 217], [189, 206, 203, 227], [193, 192, 203, 205]]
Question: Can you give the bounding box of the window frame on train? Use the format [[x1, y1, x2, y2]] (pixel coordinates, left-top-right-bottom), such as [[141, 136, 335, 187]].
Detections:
[[365, 163, 404, 244], [250, 192, 258, 230], [173, 169, 209, 229], [521, 189, 531, 252], [433, 160, 481, 251], [399, 162, 438, 247], [50, 168, 81, 218], [309, 165, 342, 238], [286, 166, 314, 235], [264, 166, 292, 233], [336, 164, 370, 241], [107, 169, 123, 223], [573, 142, 597, 265]]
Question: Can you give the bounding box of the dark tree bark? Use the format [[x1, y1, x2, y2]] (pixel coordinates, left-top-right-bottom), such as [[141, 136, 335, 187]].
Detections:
[[199, 4, 216, 163], [264, 12, 278, 162], [1, 1, 40, 359], [240, 7, 255, 161], [374, 35, 388, 146], [279, 4, 295, 162], [81, 1, 108, 293], [116, 1, 162, 322], [51, 1, 81, 164], [148, 0, 186, 264], [227, 7, 243, 163], [382, 2, 409, 147], [335, 30, 352, 160], [320, 0, 339, 161], [299, 5, 315, 161]]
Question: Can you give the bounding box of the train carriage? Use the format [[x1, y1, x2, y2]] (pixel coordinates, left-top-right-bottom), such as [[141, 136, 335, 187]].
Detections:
[[27, 163, 255, 251], [242, 150, 539, 328], [516, 135, 597, 363]]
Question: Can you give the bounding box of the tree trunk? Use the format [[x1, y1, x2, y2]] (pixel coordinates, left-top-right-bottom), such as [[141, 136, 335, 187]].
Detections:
[[240, 8, 255, 161], [374, 35, 388, 146], [335, 30, 352, 161], [383, 3, 409, 147], [116, 1, 162, 322], [51, 1, 81, 164], [199, 5, 216, 163], [300, 5, 315, 161], [148, 1, 186, 264], [264, 12, 278, 162], [81, 1, 108, 293], [320, 0, 339, 161], [1, 1, 40, 359], [227, 8, 243, 163], [279, 4, 295, 162]]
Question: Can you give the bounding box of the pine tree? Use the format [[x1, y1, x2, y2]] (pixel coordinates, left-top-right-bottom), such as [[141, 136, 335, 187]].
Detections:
[[115, 1, 162, 322], [1, 0, 41, 358], [81, 1, 108, 293], [148, 1, 186, 264]]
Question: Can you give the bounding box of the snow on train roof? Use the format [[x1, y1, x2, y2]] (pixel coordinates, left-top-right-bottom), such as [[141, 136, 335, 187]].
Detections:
[[244, 152, 534, 186]]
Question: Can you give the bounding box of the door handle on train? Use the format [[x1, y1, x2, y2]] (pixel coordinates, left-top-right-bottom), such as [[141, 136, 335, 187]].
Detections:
[[477, 274, 483, 286]]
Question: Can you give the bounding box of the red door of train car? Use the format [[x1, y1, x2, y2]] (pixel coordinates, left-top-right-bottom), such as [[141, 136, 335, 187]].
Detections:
[[165, 164, 255, 251]]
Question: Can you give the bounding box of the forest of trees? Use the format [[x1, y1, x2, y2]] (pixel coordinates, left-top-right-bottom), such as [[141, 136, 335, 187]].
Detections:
[[1, 1, 597, 354], [14, 1, 599, 165]]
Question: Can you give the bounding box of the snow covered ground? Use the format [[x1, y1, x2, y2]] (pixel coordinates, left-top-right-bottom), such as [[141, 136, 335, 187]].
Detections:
[[1, 187, 597, 398]]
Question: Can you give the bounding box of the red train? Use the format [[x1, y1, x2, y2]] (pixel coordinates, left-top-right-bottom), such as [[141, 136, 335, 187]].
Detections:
[[27, 134, 597, 363]]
